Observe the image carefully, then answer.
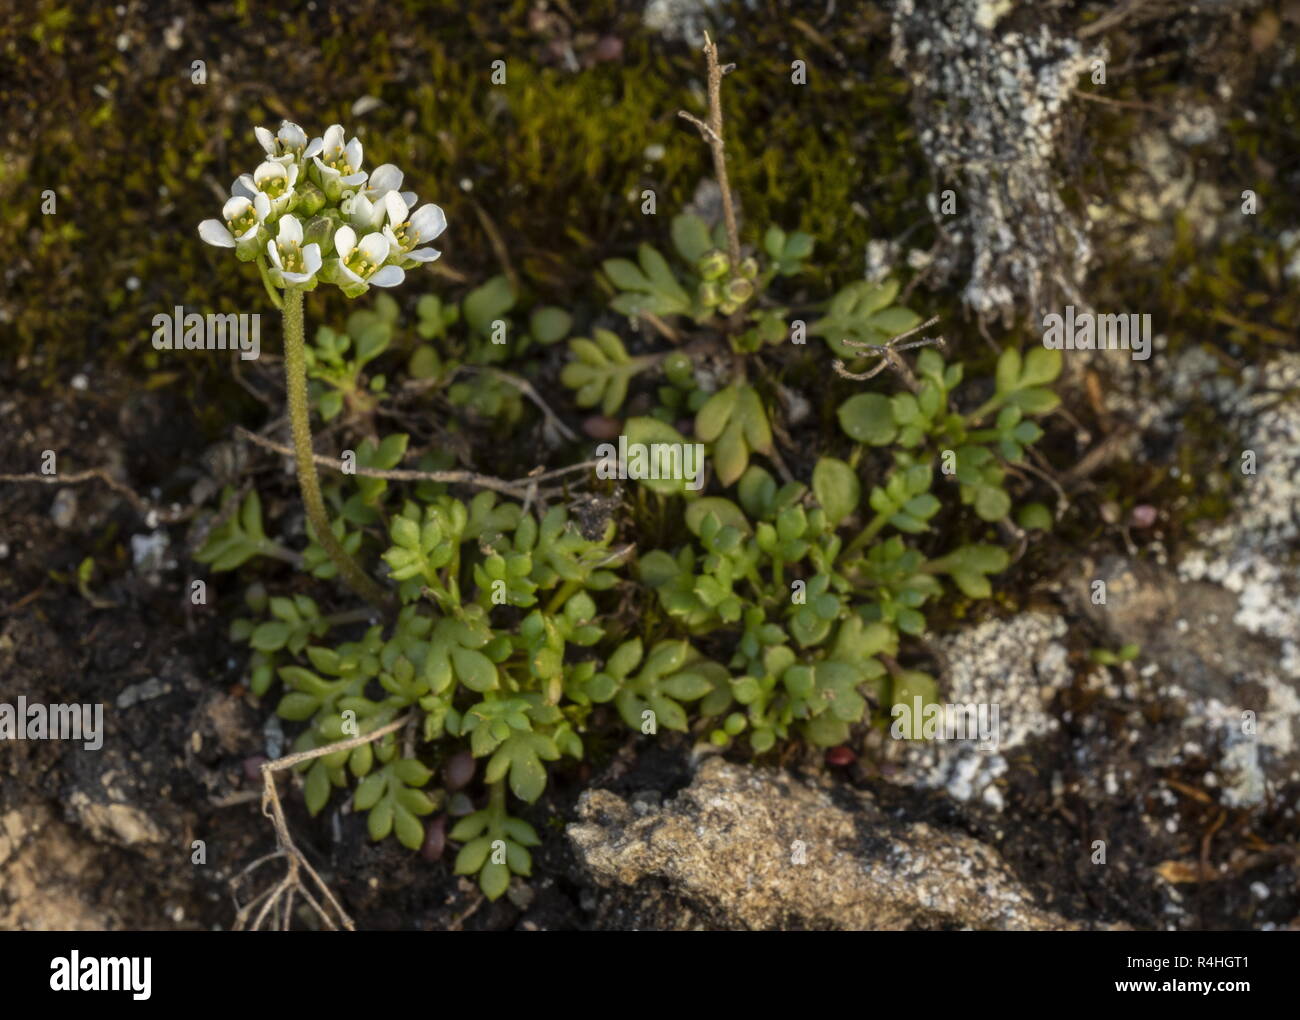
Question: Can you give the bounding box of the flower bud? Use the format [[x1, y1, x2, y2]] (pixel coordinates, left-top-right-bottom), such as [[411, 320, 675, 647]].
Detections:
[[717, 298, 741, 316], [294, 181, 327, 218], [724, 276, 754, 305], [697, 280, 722, 307], [304, 211, 340, 255], [739, 256, 759, 279], [697, 249, 729, 281]]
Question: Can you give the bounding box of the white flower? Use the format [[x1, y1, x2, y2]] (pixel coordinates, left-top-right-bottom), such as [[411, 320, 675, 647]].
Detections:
[[340, 193, 388, 232], [198, 193, 271, 248], [266, 215, 322, 286], [334, 226, 405, 288], [254, 120, 311, 165], [361, 163, 417, 210], [233, 160, 300, 218], [311, 124, 368, 200], [381, 193, 446, 263]]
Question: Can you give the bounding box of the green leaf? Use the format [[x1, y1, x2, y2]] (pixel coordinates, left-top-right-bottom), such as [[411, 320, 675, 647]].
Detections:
[[672, 213, 712, 262], [452, 646, 498, 692], [838, 393, 897, 445], [973, 485, 1011, 521], [251, 621, 292, 651], [1017, 502, 1053, 530], [622, 417, 691, 495], [695, 386, 737, 443], [463, 275, 516, 337], [480, 859, 510, 900], [812, 458, 861, 525], [529, 306, 572, 344], [685, 498, 751, 535], [995, 348, 1022, 394], [1021, 346, 1062, 387], [1007, 387, 1060, 414], [603, 258, 650, 291]]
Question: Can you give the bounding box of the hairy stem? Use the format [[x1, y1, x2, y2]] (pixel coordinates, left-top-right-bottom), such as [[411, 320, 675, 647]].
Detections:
[[281, 288, 390, 610]]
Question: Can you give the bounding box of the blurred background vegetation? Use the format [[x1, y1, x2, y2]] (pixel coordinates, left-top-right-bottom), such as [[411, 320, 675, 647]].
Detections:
[[1, 0, 1295, 461], [0, 0, 925, 413]]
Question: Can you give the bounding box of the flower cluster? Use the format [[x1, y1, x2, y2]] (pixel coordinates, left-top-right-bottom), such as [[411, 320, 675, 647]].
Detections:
[[198, 121, 446, 297]]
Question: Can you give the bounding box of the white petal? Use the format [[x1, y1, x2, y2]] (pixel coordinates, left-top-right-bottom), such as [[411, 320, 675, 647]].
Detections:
[[334, 225, 357, 259], [221, 195, 252, 221], [368, 163, 403, 194], [405, 247, 441, 263], [253, 193, 272, 221], [322, 124, 345, 153], [278, 215, 303, 243], [255, 126, 276, 154], [345, 137, 363, 170], [254, 161, 287, 187], [302, 244, 322, 276], [279, 121, 307, 149], [399, 191, 417, 208], [341, 170, 368, 187], [382, 191, 408, 226], [313, 155, 340, 180], [369, 265, 405, 288], [357, 232, 390, 263], [382, 225, 401, 249], [339, 262, 366, 286], [232, 175, 256, 200], [267, 239, 284, 269], [304, 137, 324, 160], [285, 162, 299, 187], [410, 203, 447, 243], [199, 219, 236, 247]]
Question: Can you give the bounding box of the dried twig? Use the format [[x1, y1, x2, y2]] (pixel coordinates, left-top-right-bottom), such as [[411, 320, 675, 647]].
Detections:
[[454, 366, 578, 442], [678, 33, 741, 267], [234, 426, 593, 501], [832, 316, 944, 392], [0, 466, 194, 524], [231, 714, 411, 931]]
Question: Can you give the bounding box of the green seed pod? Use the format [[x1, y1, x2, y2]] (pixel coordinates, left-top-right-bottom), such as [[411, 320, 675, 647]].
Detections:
[[724, 276, 754, 305], [697, 280, 722, 307], [697, 249, 730, 281], [663, 351, 694, 388]]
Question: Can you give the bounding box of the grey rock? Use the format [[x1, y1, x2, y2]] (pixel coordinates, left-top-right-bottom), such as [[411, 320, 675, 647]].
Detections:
[[569, 757, 1081, 929]]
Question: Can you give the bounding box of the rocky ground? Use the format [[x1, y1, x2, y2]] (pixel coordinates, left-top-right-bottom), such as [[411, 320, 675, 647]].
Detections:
[[1, 0, 1296, 930]]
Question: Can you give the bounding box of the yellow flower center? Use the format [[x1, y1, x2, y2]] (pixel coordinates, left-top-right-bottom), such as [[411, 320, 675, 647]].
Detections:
[[344, 250, 376, 278], [260, 175, 288, 199], [228, 207, 258, 236], [278, 240, 304, 273], [390, 221, 413, 250]]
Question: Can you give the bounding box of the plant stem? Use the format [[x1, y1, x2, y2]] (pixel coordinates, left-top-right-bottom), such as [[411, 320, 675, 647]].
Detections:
[[678, 33, 741, 268], [257, 254, 284, 310], [545, 579, 581, 615], [281, 288, 390, 610], [843, 511, 889, 559]]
